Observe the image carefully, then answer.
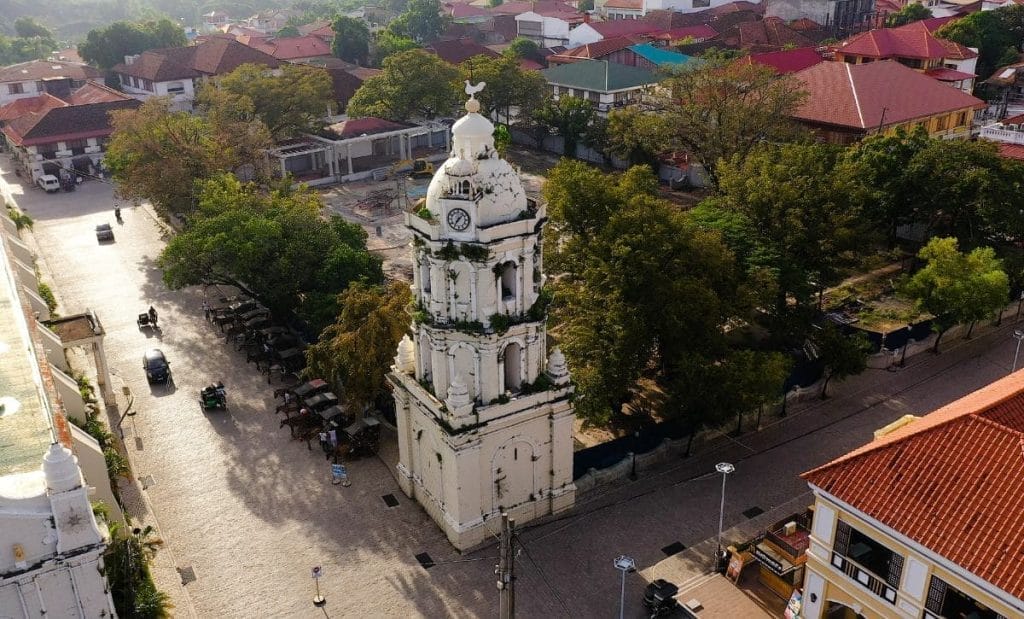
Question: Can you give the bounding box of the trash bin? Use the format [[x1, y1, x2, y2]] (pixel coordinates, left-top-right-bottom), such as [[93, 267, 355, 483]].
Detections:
[[715, 550, 729, 574]]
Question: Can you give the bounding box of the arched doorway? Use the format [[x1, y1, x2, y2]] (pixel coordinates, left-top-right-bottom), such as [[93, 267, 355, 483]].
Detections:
[[502, 343, 522, 392], [825, 601, 866, 619]]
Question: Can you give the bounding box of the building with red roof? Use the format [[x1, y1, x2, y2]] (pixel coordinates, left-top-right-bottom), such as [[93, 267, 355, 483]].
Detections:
[[0, 60, 102, 106], [112, 38, 281, 112], [650, 24, 718, 44], [240, 35, 333, 62], [737, 46, 824, 73], [798, 370, 1024, 619], [546, 35, 651, 65], [834, 21, 979, 92], [0, 80, 139, 182], [567, 19, 662, 48], [791, 59, 984, 143], [737, 16, 815, 51], [604, 0, 645, 20], [426, 38, 500, 65]]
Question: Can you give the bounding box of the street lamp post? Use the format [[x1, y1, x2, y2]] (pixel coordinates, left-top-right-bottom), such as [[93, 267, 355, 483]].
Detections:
[[613, 555, 636, 619], [715, 462, 735, 571], [1013, 330, 1024, 372]]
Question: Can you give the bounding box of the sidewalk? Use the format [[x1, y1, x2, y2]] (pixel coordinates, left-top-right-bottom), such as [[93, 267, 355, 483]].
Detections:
[[515, 312, 1021, 616]]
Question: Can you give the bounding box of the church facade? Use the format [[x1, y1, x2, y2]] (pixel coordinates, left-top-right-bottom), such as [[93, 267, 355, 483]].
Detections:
[[388, 87, 576, 550]]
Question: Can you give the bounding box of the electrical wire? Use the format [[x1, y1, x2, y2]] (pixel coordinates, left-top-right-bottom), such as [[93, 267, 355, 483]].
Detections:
[[514, 534, 573, 617]]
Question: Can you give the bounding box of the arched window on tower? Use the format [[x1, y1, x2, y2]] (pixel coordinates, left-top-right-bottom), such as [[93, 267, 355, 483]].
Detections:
[[502, 342, 523, 392], [500, 262, 516, 301]]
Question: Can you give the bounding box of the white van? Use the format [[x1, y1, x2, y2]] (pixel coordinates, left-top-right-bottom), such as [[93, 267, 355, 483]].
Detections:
[[36, 174, 60, 193]]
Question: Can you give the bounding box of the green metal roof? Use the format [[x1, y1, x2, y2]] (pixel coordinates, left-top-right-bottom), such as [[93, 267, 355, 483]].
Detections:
[[541, 60, 659, 93], [628, 43, 696, 67], [0, 234, 54, 476]]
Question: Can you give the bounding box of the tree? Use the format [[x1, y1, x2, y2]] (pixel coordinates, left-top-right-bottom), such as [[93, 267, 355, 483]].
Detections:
[[347, 49, 461, 120], [533, 96, 596, 157], [306, 282, 411, 413], [277, 25, 301, 37], [937, 6, 1020, 78], [653, 61, 807, 188], [842, 127, 932, 245], [603, 107, 669, 169], [331, 15, 370, 65], [545, 161, 744, 425], [197, 63, 333, 138], [373, 31, 420, 65], [159, 175, 384, 331], [506, 36, 541, 62], [813, 324, 870, 398], [14, 17, 52, 39], [727, 350, 791, 432], [78, 19, 187, 69], [712, 143, 868, 341], [388, 0, 448, 43], [461, 53, 548, 122], [885, 2, 932, 27], [106, 99, 272, 217], [904, 237, 1009, 351]]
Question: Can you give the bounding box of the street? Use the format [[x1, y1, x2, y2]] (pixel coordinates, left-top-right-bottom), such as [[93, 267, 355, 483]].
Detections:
[[5, 162, 1022, 618]]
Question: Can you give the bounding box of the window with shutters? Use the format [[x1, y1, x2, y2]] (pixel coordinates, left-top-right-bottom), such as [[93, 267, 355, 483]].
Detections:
[[923, 575, 1006, 619]]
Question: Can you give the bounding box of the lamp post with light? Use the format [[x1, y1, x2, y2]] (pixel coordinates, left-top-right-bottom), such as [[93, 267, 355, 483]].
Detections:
[[613, 555, 636, 619], [715, 462, 735, 571]]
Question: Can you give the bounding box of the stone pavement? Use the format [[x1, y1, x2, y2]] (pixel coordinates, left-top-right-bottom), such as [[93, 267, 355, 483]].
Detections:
[[5, 158, 1022, 617]]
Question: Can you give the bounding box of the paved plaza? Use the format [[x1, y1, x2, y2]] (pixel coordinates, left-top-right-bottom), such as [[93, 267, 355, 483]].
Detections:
[[5, 161, 1022, 618]]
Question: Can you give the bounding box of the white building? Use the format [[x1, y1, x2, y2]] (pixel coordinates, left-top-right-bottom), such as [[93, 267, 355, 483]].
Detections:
[[516, 11, 575, 47], [0, 219, 117, 618], [0, 60, 102, 107], [388, 87, 577, 551]]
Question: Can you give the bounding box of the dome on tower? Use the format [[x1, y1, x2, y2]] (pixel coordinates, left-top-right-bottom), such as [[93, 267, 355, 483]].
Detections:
[[425, 82, 529, 227]]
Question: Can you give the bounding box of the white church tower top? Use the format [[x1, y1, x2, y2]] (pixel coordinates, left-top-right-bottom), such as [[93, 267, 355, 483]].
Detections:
[[424, 81, 528, 230]]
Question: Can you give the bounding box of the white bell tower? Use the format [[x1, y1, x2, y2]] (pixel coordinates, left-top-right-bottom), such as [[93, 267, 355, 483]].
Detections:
[[388, 83, 576, 550]]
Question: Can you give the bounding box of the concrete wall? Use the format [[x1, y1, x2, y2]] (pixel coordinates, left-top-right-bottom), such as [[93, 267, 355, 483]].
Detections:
[[68, 424, 125, 525]]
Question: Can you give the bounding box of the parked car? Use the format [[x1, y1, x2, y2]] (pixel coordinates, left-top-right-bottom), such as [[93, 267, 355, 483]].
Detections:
[[142, 349, 171, 384], [95, 223, 114, 242], [36, 174, 60, 193]]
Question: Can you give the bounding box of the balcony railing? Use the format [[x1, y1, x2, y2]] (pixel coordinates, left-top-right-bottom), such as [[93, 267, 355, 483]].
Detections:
[[765, 530, 805, 558], [980, 126, 1024, 145], [831, 552, 897, 604]]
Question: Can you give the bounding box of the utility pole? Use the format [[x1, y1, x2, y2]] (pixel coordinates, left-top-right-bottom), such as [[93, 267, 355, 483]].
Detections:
[[498, 512, 516, 619]]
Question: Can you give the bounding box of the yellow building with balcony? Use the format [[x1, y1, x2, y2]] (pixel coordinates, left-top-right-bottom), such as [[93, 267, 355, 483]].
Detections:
[[797, 372, 1024, 619]]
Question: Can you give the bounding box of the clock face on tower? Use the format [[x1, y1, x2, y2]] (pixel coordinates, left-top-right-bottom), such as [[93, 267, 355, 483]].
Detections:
[[447, 208, 470, 232]]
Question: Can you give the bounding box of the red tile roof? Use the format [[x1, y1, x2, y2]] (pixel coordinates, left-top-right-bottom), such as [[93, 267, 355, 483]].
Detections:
[[738, 17, 814, 50], [490, 0, 576, 15], [997, 143, 1024, 160], [2, 97, 140, 146], [426, 38, 500, 65], [64, 81, 133, 105], [586, 20, 662, 38], [113, 39, 281, 82], [802, 371, 1024, 599], [788, 17, 823, 30], [0, 60, 101, 84], [652, 25, 718, 42], [450, 3, 493, 18], [792, 60, 985, 130], [242, 35, 333, 60], [837, 22, 975, 60], [549, 35, 649, 63], [917, 15, 959, 32], [0, 93, 66, 123], [739, 47, 824, 74], [327, 117, 415, 139], [605, 0, 643, 8], [924, 67, 976, 82]]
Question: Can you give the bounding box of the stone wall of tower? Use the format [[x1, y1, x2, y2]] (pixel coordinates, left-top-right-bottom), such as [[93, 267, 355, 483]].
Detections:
[[389, 88, 575, 551]]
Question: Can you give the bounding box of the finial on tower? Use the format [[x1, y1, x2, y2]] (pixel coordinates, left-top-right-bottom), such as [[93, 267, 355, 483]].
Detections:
[[464, 80, 485, 113]]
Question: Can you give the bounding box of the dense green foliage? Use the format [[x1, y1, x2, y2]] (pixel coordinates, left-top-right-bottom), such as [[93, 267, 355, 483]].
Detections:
[[0, 18, 56, 64], [78, 18, 185, 68], [331, 15, 370, 65], [387, 0, 447, 43], [306, 281, 411, 413], [159, 175, 383, 332], [347, 49, 461, 120], [885, 2, 932, 27], [936, 5, 1024, 78]]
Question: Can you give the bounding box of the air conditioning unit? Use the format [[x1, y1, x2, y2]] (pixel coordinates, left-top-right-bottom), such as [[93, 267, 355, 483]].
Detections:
[[783, 521, 797, 536]]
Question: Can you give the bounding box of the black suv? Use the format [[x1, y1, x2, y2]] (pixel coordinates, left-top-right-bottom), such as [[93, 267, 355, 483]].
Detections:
[[143, 349, 171, 383]]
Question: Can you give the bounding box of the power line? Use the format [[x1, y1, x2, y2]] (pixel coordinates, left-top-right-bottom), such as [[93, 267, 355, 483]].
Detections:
[[514, 534, 573, 618]]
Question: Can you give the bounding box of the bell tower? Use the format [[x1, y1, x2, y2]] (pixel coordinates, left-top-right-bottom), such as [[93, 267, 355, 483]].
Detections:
[[388, 83, 576, 550]]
